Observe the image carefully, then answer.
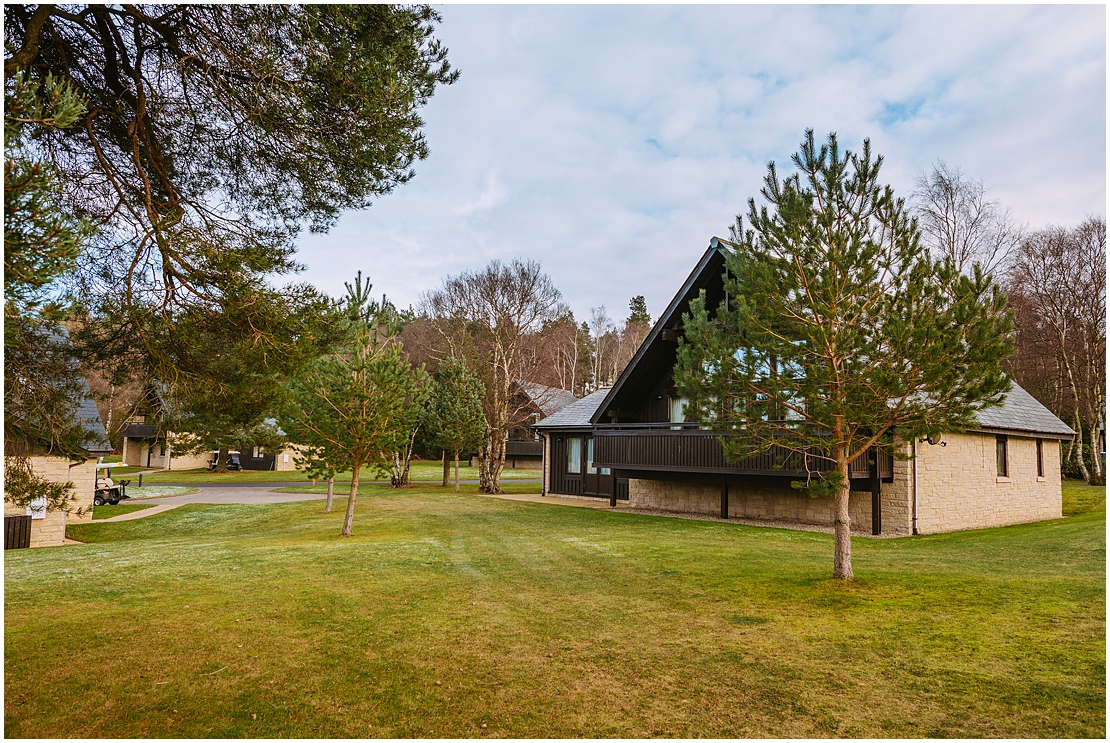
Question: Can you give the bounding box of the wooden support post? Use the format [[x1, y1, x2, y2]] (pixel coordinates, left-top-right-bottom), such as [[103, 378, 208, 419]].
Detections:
[[720, 481, 729, 519], [870, 447, 881, 536], [610, 469, 618, 507]]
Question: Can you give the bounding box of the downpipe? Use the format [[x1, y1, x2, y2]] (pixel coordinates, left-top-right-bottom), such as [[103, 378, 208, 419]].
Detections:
[[912, 438, 919, 535]]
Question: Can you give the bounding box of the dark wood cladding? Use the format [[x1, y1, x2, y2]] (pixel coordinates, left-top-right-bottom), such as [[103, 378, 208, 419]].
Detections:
[[506, 439, 543, 457], [594, 429, 893, 479], [549, 435, 583, 495], [5, 515, 31, 550]]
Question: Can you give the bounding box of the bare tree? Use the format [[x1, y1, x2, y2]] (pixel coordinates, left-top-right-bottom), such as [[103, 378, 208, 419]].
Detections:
[[420, 259, 569, 493], [912, 161, 1025, 276], [588, 306, 617, 390], [83, 365, 145, 451], [1007, 217, 1105, 484]]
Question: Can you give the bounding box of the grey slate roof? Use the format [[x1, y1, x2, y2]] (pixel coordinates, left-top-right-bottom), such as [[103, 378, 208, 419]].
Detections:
[[533, 389, 612, 430], [77, 376, 113, 455], [517, 382, 578, 416], [973, 381, 1075, 438]]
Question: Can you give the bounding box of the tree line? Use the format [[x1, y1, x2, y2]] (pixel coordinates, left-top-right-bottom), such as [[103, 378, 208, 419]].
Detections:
[[912, 163, 1105, 486]]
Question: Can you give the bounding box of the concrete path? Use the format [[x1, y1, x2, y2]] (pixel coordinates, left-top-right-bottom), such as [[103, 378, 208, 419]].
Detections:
[[97, 483, 621, 522], [101, 503, 184, 522]]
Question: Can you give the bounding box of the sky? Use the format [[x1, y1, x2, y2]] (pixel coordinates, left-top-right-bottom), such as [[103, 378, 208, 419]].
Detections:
[[294, 4, 1106, 325]]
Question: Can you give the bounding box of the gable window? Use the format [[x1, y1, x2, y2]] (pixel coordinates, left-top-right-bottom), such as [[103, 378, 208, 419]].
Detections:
[[1036, 439, 1044, 478], [669, 397, 688, 424], [567, 437, 582, 474], [996, 435, 1008, 477]]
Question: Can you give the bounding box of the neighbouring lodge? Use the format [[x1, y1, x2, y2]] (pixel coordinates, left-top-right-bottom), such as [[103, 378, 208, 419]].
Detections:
[[119, 384, 298, 471], [534, 238, 1076, 536], [4, 376, 112, 548]]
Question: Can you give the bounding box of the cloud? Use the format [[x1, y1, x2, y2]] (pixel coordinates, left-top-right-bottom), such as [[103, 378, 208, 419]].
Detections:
[[294, 4, 1105, 323]]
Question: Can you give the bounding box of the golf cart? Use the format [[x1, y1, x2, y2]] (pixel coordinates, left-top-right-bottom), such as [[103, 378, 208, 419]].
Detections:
[[206, 451, 243, 472], [94, 462, 132, 506]]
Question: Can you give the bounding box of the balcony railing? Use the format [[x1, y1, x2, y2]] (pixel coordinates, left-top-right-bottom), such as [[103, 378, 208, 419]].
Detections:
[[505, 439, 543, 457], [593, 424, 892, 479]]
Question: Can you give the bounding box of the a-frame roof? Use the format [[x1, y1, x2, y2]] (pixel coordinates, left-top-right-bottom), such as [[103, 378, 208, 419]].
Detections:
[[588, 236, 1074, 439], [589, 237, 728, 424]]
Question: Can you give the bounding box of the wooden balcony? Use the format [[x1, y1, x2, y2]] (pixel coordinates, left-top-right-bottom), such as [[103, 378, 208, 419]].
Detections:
[[505, 439, 543, 458], [593, 424, 893, 480]]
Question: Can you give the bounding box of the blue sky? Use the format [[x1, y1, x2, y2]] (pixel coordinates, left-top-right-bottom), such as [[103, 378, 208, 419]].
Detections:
[[294, 4, 1106, 325]]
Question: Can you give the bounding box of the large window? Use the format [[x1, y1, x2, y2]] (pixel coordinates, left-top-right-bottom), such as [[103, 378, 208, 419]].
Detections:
[[669, 397, 688, 424], [567, 437, 582, 474], [996, 435, 1008, 477], [586, 438, 595, 474]]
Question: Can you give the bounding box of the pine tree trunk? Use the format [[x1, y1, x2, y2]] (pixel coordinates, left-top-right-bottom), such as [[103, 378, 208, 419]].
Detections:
[[833, 443, 853, 581], [215, 447, 229, 473], [341, 466, 359, 537], [442, 450, 450, 487], [454, 448, 460, 493], [324, 477, 334, 513]]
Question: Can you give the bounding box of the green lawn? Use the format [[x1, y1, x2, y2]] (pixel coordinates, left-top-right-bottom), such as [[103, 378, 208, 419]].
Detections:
[[1063, 478, 1105, 516], [92, 503, 157, 520], [138, 460, 539, 484], [5, 481, 1103, 738]]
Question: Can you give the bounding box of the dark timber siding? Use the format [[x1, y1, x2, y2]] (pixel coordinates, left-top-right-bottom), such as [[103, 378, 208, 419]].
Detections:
[[594, 428, 893, 480], [549, 434, 583, 495]]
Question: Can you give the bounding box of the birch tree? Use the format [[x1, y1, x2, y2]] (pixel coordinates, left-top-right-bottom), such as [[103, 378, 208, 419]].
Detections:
[[420, 259, 568, 493]]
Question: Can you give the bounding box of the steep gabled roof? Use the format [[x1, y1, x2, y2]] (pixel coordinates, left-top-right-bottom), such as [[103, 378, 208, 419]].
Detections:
[[533, 389, 612, 430], [77, 376, 114, 455], [589, 238, 728, 424], [584, 236, 1074, 440], [974, 382, 1076, 439], [516, 382, 578, 417]]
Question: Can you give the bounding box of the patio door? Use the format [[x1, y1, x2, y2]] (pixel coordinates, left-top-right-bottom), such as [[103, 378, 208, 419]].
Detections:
[[583, 436, 612, 496]]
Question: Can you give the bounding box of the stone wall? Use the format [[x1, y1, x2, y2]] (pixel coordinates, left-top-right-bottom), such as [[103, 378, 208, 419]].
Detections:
[[914, 432, 1062, 534], [627, 476, 899, 535], [3, 456, 96, 548]]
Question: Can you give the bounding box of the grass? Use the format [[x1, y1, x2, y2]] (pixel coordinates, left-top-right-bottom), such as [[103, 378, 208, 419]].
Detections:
[[4, 481, 1103, 738], [92, 503, 157, 520], [138, 460, 539, 484], [1062, 478, 1105, 516]]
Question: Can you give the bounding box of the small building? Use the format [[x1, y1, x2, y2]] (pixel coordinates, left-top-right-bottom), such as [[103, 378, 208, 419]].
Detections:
[[120, 386, 297, 471], [4, 377, 114, 548], [534, 238, 1075, 536], [505, 382, 578, 470], [469, 381, 578, 470]]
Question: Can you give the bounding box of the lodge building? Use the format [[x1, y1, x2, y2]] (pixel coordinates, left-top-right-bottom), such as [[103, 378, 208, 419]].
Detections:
[[534, 238, 1075, 536]]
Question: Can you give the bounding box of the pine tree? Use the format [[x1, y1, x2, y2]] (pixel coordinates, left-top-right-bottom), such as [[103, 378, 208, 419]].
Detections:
[[627, 295, 651, 326], [675, 130, 1013, 580], [422, 357, 486, 492], [280, 274, 428, 536]]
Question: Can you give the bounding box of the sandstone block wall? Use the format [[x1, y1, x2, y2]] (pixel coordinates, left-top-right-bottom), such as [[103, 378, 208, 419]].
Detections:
[[3, 456, 96, 548], [627, 476, 906, 535], [915, 432, 1062, 534]]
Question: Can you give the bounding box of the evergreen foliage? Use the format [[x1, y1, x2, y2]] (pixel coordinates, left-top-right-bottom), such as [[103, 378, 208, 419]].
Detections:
[[4, 4, 456, 419], [4, 71, 96, 514], [280, 274, 428, 536], [675, 130, 1014, 579], [422, 357, 487, 492], [627, 295, 651, 327]]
